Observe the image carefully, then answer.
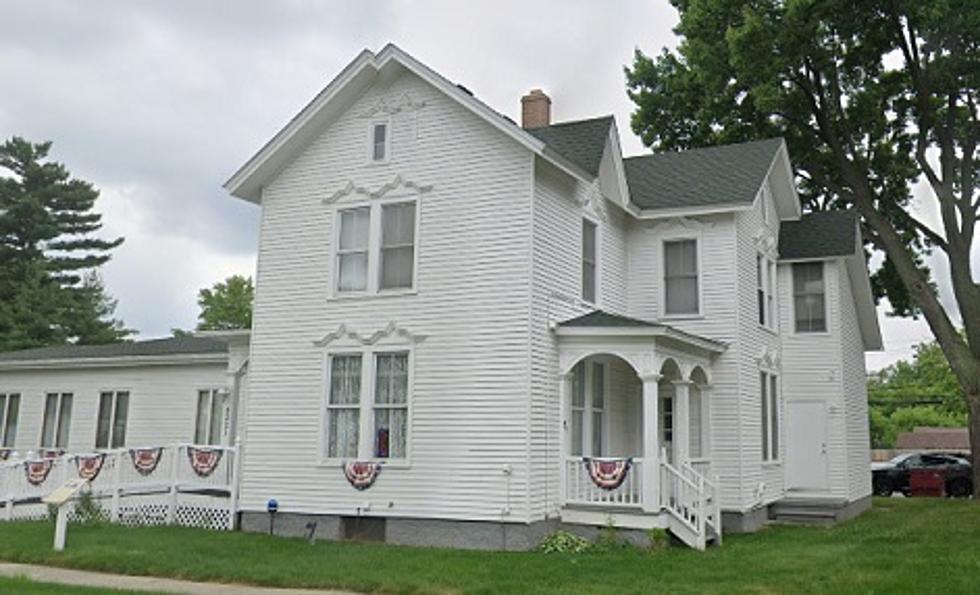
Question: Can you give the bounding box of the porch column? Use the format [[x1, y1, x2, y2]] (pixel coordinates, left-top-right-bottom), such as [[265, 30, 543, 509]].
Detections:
[[640, 373, 661, 513], [673, 380, 693, 468], [558, 372, 572, 507]]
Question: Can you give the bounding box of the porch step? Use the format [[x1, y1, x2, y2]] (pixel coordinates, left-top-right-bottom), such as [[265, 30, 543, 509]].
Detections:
[[769, 497, 849, 525]]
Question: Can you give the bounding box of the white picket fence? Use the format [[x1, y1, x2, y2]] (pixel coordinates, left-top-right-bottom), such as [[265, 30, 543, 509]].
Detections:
[[0, 442, 240, 531]]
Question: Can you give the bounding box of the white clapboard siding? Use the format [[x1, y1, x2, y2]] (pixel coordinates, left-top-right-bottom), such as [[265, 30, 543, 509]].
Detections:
[[733, 187, 786, 508], [626, 213, 744, 509], [779, 259, 850, 499], [526, 156, 632, 521], [838, 261, 873, 500], [243, 69, 537, 522], [0, 362, 227, 453]]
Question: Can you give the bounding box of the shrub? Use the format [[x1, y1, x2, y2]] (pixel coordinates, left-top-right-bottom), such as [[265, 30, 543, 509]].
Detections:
[[539, 531, 591, 554]]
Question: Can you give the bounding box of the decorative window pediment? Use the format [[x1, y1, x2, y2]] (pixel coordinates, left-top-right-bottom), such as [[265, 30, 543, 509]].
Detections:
[[314, 321, 426, 349], [358, 92, 427, 119], [756, 346, 781, 370], [324, 174, 433, 205]]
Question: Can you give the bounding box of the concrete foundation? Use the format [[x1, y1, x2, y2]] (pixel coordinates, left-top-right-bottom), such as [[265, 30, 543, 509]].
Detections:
[[239, 511, 658, 551]]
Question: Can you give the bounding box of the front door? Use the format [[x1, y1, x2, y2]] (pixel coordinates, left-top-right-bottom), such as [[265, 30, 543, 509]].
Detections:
[[785, 401, 829, 491]]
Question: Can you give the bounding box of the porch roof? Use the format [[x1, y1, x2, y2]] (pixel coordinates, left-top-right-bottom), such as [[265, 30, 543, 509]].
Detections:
[[556, 310, 726, 354]]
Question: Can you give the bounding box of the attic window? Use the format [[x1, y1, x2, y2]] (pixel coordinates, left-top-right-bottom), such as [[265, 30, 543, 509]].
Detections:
[[372, 123, 388, 162]]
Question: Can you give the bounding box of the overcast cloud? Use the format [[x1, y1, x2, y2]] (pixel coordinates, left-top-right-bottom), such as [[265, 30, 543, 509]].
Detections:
[[0, 1, 968, 370]]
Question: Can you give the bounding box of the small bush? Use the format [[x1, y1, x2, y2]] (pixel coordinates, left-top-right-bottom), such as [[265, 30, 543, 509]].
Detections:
[[646, 528, 669, 550], [539, 531, 592, 554], [594, 519, 629, 551], [74, 489, 107, 525]]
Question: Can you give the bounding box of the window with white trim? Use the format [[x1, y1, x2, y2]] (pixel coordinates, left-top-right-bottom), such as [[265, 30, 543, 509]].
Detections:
[[324, 351, 411, 461], [757, 254, 777, 329], [371, 122, 389, 162], [761, 372, 779, 461], [793, 262, 826, 332], [334, 200, 417, 295], [195, 389, 228, 445], [569, 361, 606, 457], [96, 391, 129, 449], [40, 392, 72, 449], [0, 393, 20, 448], [663, 239, 699, 315], [582, 219, 597, 303], [380, 202, 416, 290]]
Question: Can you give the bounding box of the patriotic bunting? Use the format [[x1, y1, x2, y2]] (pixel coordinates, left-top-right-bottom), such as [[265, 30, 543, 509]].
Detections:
[[582, 457, 633, 491], [75, 453, 106, 481], [25, 459, 53, 486], [186, 446, 223, 478], [343, 461, 382, 491], [129, 447, 163, 476], [41, 448, 65, 459]]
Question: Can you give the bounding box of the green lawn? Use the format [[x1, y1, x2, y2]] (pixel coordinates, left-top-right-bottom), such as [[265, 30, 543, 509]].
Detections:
[[0, 575, 155, 594], [0, 498, 977, 594]]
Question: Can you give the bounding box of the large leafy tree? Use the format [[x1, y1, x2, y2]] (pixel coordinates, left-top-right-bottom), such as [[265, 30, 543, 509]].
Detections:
[[196, 275, 253, 331], [0, 137, 129, 350], [626, 0, 980, 489]]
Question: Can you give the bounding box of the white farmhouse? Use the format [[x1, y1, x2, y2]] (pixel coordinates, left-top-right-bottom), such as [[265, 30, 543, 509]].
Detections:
[[223, 45, 881, 549], [0, 44, 881, 550]]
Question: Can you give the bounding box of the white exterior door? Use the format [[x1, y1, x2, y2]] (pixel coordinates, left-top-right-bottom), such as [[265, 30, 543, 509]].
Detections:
[[785, 401, 829, 491]]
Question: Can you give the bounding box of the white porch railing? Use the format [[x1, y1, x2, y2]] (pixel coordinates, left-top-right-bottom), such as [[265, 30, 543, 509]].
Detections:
[[564, 457, 643, 507], [658, 454, 722, 550], [0, 443, 240, 531]]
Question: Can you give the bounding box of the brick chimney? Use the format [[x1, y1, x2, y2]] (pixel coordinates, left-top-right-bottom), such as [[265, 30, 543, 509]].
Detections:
[[521, 89, 551, 129]]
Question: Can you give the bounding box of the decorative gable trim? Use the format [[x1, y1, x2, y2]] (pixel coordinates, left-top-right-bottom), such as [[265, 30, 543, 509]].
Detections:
[[756, 346, 781, 370], [314, 321, 427, 348], [324, 174, 433, 205], [359, 91, 427, 118], [754, 231, 777, 255], [645, 216, 716, 234]]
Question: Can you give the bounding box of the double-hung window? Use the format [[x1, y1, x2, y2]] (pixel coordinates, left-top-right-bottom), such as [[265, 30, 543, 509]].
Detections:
[[793, 262, 826, 332], [373, 352, 409, 458], [325, 351, 411, 461], [757, 254, 777, 329], [761, 372, 779, 461], [581, 219, 597, 303], [96, 391, 129, 449], [663, 239, 699, 316], [337, 207, 370, 292], [195, 389, 228, 445], [371, 122, 389, 162], [568, 361, 605, 457], [41, 392, 72, 449], [334, 201, 417, 295], [0, 393, 20, 448], [380, 202, 416, 290]]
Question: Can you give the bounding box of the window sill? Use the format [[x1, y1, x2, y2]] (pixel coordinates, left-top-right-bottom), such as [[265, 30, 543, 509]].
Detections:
[[792, 330, 831, 337], [762, 460, 782, 469], [319, 459, 411, 470], [328, 288, 418, 302], [758, 324, 779, 337], [660, 314, 704, 322]]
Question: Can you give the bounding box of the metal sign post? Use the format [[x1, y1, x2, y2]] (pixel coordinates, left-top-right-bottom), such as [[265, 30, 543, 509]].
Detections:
[[266, 498, 278, 536], [42, 478, 89, 551]]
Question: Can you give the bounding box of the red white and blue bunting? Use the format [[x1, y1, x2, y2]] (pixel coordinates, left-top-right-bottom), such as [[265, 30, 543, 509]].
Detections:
[[25, 459, 53, 486], [187, 446, 223, 478], [75, 453, 106, 481], [41, 448, 65, 459], [582, 457, 633, 491], [343, 461, 382, 491], [129, 447, 163, 476]]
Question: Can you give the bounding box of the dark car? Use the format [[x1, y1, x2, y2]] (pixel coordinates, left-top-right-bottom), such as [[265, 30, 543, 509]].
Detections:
[[872, 452, 973, 497]]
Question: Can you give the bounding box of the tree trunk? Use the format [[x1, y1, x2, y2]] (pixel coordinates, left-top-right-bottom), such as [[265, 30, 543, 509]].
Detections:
[[969, 394, 980, 497]]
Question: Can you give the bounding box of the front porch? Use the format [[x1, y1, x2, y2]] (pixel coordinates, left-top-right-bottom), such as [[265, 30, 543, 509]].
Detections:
[[554, 311, 726, 548]]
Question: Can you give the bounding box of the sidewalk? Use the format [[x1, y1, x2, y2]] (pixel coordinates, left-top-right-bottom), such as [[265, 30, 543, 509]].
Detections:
[[0, 562, 358, 594]]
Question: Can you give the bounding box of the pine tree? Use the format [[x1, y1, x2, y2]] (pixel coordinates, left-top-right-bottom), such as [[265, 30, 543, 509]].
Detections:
[[0, 136, 130, 350]]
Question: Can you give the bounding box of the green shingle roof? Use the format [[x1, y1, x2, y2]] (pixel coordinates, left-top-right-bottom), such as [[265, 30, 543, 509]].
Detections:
[[623, 138, 784, 210], [0, 336, 228, 363], [778, 210, 859, 260], [559, 310, 663, 328], [527, 116, 614, 177]]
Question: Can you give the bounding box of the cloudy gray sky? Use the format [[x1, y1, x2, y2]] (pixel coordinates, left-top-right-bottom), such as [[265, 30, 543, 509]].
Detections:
[[1, 1, 960, 370]]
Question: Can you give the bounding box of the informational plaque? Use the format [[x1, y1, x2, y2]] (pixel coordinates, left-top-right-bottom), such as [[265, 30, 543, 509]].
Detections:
[[42, 478, 88, 506]]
